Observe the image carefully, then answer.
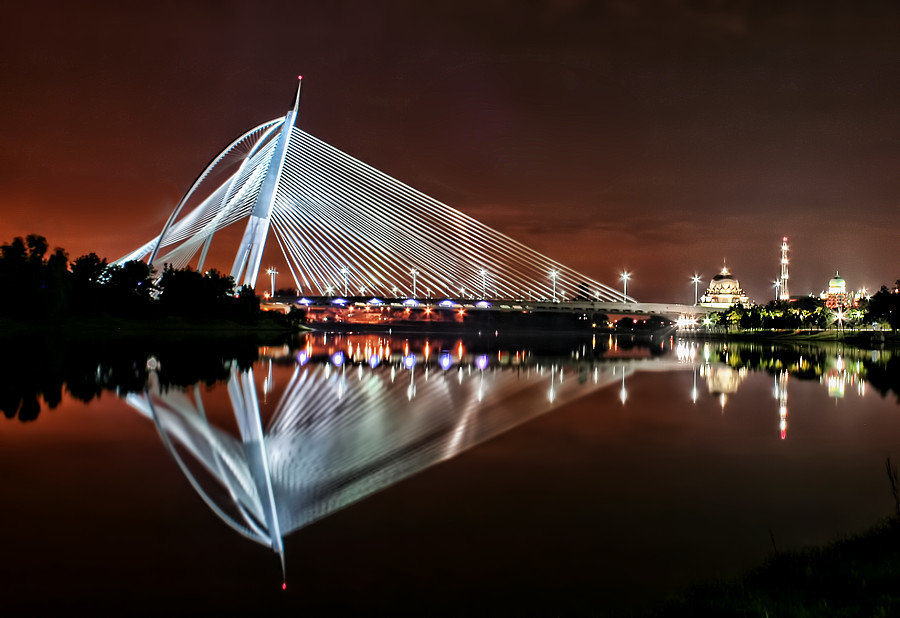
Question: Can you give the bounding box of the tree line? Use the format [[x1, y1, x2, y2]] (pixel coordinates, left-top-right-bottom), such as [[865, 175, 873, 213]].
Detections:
[[705, 283, 900, 331], [0, 333, 272, 422], [0, 233, 299, 324]]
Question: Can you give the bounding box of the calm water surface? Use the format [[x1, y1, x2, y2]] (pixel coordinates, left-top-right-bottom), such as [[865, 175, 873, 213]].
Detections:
[[2, 332, 899, 615]]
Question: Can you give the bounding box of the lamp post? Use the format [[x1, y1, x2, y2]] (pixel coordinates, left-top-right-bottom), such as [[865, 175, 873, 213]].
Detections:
[[773, 280, 781, 301], [340, 267, 349, 297], [550, 270, 559, 302], [620, 271, 630, 303], [691, 274, 701, 305], [410, 268, 418, 298], [480, 269, 488, 299], [267, 267, 278, 298]]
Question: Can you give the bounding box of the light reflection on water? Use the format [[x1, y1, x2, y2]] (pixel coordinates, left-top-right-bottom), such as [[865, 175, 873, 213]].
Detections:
[[123, 332, 665, 577], [121, 333, 899, 581], [2, 332, 899, 612]]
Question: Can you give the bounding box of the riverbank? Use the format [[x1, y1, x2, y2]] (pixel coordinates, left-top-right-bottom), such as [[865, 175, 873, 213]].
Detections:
[[679, 328, 899, 346], [646, 514, 900, 616]]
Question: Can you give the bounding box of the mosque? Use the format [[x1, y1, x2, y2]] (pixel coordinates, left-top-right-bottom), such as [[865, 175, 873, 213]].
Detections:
[[821, 271, 855, 308], [700, 265, 750, 308]]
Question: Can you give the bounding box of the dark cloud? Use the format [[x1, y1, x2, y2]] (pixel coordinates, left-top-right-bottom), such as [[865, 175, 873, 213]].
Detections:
[[1, 0, 898, 301]]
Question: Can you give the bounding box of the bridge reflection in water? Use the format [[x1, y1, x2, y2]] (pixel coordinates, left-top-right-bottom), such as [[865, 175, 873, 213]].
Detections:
[[122, 333, 673, 581]]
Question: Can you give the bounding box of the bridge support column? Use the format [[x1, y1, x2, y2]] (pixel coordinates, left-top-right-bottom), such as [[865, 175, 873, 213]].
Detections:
[[231, 77, 303, 289]]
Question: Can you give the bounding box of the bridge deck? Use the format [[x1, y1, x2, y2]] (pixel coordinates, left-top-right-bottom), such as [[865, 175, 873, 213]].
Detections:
[[269, 296, 718, 321]]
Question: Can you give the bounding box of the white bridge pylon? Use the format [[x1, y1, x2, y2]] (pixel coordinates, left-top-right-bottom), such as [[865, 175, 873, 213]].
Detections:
[[118, 78, 632, 302]]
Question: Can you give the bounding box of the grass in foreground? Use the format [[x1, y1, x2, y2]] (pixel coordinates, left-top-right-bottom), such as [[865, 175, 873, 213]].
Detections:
[[650, 462, 900, 617], [646, 516, 900, 617]]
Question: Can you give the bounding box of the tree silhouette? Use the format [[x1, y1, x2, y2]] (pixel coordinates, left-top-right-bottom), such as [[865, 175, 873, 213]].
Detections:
[[25, 234, 48, 263], [0, 234, 69, 317], [866, 284, 900, 329], [102, 260, 156, 316]]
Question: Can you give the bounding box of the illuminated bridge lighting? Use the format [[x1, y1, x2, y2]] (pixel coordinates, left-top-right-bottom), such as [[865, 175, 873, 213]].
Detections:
[[116, 80, 630, 302]]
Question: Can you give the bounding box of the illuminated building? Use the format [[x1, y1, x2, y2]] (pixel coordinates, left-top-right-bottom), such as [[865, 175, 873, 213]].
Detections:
[[699, 266, 750, 308], [821, 271, 854, 309]]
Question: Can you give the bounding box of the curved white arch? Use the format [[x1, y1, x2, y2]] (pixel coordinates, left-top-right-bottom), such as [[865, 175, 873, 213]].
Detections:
[[119, 86, 633, 302]]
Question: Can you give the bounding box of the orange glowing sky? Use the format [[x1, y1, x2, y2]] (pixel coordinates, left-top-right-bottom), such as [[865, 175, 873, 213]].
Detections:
[[2, 1, 899, 302]]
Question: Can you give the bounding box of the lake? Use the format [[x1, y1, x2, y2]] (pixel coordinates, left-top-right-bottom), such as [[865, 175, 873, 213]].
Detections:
[[2, 331, 898, 615]]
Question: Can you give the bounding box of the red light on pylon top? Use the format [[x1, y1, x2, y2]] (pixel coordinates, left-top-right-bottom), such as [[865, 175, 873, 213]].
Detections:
[[298, 75, 303, 80], [282, 582, 287, 590]]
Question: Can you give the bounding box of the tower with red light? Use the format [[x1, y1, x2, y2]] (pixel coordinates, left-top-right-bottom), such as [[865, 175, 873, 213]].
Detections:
[[779, 237, 790, 300]]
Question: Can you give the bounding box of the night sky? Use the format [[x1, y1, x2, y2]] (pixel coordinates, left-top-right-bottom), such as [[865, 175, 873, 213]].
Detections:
[[2, 0, 898, 302]]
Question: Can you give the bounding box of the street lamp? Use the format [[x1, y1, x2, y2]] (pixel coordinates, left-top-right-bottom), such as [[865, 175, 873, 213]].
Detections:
[[549, 270, 559, 302], [340, 267, 349, 296], [410, 268, 418, 298], [620, 271, 630, 303], [691, 274, 701, 305], [773, 280, 781, 301], [480, 269, 488, 299], [267, 267, 278, 298]]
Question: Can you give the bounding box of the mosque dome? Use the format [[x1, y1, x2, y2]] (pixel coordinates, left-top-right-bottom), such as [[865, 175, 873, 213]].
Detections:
[[828, 271, 846, 294], [700, 266, 749, 308], [709, 268, 741, 293]]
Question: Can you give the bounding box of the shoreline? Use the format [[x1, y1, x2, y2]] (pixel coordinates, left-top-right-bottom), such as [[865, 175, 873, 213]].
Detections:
[[677, 328, 899, 345], [3, 314, 897, 348]]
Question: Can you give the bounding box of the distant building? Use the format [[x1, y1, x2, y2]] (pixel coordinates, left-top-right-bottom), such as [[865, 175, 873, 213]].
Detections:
[[700, 266, 750, 308], [821, 271, 855, 309]]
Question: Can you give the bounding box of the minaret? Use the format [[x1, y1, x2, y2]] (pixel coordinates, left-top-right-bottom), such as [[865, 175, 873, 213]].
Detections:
[[779, 236, 790, 300]]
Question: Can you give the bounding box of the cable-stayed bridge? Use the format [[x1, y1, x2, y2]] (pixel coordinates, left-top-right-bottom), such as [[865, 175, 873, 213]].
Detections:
[[117, 77, 636, 305]]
